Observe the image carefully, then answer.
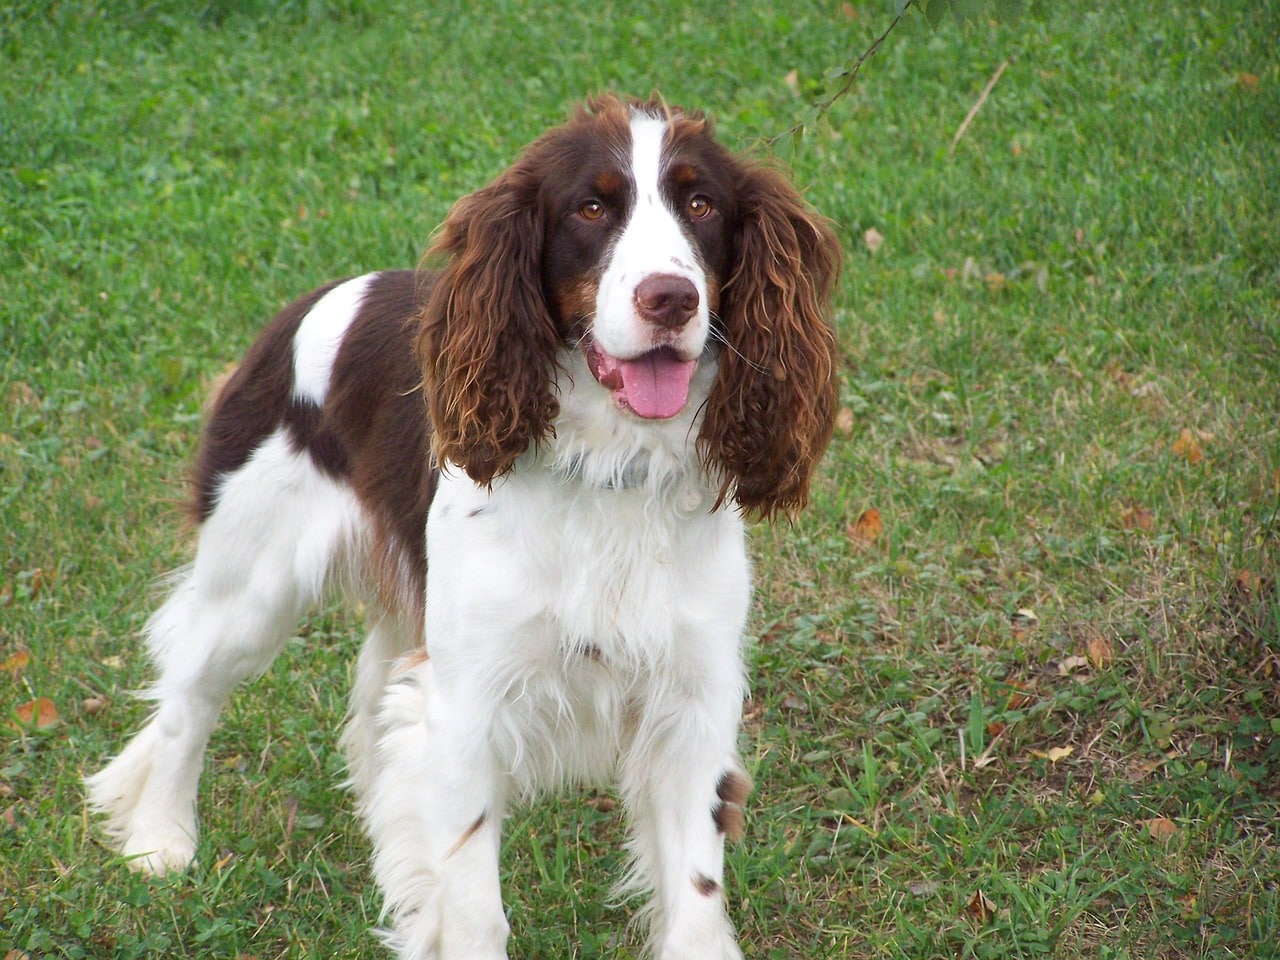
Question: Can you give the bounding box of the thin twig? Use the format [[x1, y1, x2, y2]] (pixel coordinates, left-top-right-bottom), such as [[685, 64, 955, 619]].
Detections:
[[948, 56, 1013, 159], [760, 4, 910, 147]]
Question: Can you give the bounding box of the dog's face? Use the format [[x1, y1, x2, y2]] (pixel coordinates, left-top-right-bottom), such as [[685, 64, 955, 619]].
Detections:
[[419, 94, 840, 517], [537, 106, 738, 421]]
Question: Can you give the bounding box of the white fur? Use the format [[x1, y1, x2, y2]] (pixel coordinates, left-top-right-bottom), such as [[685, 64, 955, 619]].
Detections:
[[88, 113, 753, 960], [86, 429, 373, 873], [594, 115, 709, 361], [292, 274, 373, 404]]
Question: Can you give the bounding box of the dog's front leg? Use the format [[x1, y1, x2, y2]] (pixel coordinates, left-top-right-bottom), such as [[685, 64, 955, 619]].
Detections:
[[364, 652, 509, 960], [621, 671, 750, 960]]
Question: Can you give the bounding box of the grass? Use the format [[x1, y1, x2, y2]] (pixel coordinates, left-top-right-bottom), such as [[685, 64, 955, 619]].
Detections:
[[2, 1, 1278, 957]]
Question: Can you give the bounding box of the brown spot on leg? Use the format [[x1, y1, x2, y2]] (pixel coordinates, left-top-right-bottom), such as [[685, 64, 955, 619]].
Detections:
[[693, 873, 722, 898], [444, 811, 486, 860], [712, 768, 753, 841]]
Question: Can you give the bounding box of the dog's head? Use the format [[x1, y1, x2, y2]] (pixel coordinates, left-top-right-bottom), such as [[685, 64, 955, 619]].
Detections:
[[417, 94, 840, 518]]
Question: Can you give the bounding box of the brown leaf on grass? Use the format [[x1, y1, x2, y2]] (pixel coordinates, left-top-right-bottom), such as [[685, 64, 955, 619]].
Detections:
[[12, 697, 58, 730], [82, 696, 107, 715], [2, 649, 30, 675], [783, 69, 800, 97], [1170, 428, 1206, 465], [835, 407, 855, 435], [1142, 817, 1179, 841], [965, 889, 998, 923], [1121, 504, 1155, 531], [1237, 72, 1260, 91], [1004, 681, 1034, 711], [862, 227, 884, 255], [8, 382, 39, 408], [1086, 634, 1114, 669], [1234, 569, 1263, 594], [846, 508, 883, 544], [1010, 608, 1038, 641]]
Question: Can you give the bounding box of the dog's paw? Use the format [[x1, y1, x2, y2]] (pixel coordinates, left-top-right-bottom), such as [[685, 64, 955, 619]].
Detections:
[[119, 829, 198, 877]]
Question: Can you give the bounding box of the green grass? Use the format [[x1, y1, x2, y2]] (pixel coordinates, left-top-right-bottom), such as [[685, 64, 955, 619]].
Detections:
[[3, 1, 1278, 958]]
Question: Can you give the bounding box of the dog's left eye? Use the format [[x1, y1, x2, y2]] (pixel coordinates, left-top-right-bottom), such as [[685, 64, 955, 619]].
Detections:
[[687, 195, 713, 219]]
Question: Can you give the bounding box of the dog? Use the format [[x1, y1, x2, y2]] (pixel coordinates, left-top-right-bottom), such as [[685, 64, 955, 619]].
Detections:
[[87, 94, 840, 960]]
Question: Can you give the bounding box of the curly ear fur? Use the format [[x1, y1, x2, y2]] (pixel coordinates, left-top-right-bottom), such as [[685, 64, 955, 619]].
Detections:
[[701, 164, 842, 520], [415, 166, 560, 485]]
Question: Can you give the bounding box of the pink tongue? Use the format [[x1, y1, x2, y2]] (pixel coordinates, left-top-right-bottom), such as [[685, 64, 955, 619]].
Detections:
[[617, 349, 698, 419]]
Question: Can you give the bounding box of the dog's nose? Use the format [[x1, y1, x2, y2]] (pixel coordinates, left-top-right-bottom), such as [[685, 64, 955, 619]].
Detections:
[[634, 274, 699, 329]]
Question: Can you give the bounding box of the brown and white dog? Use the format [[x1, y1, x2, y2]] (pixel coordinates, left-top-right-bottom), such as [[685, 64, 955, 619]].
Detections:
[[87, 94, 840, 960]]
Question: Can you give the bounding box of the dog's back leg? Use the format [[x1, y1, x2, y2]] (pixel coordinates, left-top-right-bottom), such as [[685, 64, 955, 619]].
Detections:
[[86, 429, 364, 875]]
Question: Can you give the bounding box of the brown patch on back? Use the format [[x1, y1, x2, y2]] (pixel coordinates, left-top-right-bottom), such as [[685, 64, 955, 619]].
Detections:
[[712, 768, 753, 841], [191, 278, 346, 522], [323, 271, 437, 621]]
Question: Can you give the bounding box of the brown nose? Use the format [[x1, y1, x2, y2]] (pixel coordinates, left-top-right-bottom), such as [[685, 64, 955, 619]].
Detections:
[[634, 274, 699, 329]]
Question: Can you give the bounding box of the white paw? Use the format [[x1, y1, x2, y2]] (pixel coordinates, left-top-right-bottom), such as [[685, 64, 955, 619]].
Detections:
[[119, 830, 198, 876]]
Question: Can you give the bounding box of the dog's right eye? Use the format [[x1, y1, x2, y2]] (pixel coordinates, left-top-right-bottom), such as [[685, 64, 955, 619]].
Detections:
[[579, 200, 606, 222]]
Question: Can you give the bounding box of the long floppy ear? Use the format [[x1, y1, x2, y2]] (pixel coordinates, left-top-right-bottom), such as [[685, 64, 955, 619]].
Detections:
[[415, 166, 559, 485], [700, 163, 842, 519]]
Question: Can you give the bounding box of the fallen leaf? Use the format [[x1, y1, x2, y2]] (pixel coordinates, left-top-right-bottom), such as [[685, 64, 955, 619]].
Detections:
[[1030, 745, 1074, 762], [1121, 505, 1155, 531], [1004, 681, 1034, 710], [83, 696, 107, 716], [12, 697, 58, 730], [965, 889, 997, 923], [984, 271, 1006, 292], [1010, 608, 1038, 640], [1058, 655, 1090, 674], [1086, 635, 1114, 669], [1142, 817, 1179, 841], [101, 655, 125, 669], [8, 382, 39, 408], [2, 649, 30, 675], [835, 407, 855, 435], [783, 69, 800, 97], [1237, 72, 1260, 91], [1234, 569, 1262, 594], [863, 227, 884, 255], [1170, 428, 1205, 465], [846, 507, 883, 544]]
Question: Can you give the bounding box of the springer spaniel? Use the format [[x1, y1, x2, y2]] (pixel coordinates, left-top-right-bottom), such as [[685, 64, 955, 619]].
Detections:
[[87, 95, 840, 960]]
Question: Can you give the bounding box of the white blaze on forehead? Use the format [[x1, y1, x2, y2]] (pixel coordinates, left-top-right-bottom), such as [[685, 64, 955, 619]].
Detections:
[[291, 273, 375, 405], [592, 113, 710, 361]]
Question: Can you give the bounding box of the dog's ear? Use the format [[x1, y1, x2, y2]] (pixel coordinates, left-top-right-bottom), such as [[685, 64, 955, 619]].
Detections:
[[700, 162, 841, 519], [415, 165, 559, 485]]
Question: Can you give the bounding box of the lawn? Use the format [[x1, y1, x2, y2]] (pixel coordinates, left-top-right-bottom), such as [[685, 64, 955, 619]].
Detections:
[[2, 1, 1278, 958]]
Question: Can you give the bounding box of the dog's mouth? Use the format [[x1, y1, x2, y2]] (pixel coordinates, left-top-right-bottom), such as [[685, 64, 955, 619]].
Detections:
[[585, 341, 698, 420]]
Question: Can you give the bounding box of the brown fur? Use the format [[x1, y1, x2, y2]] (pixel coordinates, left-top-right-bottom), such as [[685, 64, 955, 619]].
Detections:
[[415, 94, 840, 518], [702, 164, 841, 520]]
